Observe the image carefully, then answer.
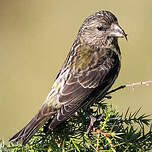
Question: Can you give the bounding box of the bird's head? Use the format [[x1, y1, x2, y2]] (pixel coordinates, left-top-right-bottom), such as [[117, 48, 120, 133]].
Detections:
[[78, 11, 127, 48]]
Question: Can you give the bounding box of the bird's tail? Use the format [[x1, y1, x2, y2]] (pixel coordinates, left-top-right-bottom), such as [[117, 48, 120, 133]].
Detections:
[[9, 104, 53, 145]]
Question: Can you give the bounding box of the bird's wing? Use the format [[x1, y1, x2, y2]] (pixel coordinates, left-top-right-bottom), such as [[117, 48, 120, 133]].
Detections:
[[48, 48, 117, 129]]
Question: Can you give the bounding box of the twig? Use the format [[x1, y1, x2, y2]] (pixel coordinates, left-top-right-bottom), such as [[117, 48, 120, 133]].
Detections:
[[106, 80, 152, 95], [126, 80, 152, 91], [106, 85, 126, 95]]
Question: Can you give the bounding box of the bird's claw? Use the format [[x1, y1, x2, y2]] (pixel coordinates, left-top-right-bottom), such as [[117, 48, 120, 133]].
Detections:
[[87, 113, 106, 134]]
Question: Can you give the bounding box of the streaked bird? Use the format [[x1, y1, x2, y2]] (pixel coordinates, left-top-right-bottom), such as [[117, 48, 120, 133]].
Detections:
[[9, 10, 127, 145]]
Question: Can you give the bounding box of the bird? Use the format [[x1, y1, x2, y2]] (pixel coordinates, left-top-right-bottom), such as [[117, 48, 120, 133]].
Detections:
[[9, 10, 127, 145]]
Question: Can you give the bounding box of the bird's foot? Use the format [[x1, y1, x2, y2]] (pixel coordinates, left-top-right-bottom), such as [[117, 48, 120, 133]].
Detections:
[[87, 113, 106, 134]]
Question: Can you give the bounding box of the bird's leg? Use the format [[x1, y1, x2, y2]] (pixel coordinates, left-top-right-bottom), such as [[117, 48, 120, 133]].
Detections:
[[87, 115, 97, 134], [87, 113, 113, 137], [87, 113, 106, 134]]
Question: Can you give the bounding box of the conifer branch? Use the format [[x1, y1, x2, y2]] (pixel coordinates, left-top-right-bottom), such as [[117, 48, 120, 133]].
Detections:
[[0, 80, 152, 152]]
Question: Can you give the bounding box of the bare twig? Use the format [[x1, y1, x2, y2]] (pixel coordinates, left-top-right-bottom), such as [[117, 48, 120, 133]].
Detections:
[[106, 80, 152, 95], [126, 80, 152, 91]]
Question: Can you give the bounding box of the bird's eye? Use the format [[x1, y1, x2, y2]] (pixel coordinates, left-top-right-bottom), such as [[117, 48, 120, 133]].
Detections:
[[97, 26, 103, 31], [97, 26, 108, 32]]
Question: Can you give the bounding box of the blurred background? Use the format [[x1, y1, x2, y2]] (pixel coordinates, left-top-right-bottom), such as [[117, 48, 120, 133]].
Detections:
[[0, 0, 151, 142]]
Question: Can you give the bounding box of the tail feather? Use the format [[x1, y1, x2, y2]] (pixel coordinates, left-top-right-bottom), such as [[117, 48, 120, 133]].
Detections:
[[9, 104, 53, 145], [9, 114, 49, 145]]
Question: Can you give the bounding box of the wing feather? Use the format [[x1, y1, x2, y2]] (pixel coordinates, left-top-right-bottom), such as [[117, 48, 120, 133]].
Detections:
[[48, 47, 120, 129]]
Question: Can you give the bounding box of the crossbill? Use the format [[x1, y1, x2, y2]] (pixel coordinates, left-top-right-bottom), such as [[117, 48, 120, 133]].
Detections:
[[9, 10, 127, 145]]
